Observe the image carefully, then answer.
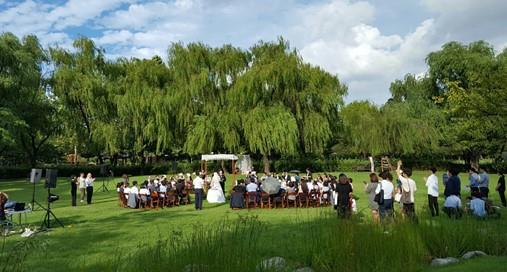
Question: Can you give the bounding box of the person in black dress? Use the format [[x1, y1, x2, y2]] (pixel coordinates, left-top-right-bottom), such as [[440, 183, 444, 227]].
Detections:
[[219, 170, 227, 194], [335, 173, 353, 218], [70, 175, 78, 207], [497, 172, 506, 207]]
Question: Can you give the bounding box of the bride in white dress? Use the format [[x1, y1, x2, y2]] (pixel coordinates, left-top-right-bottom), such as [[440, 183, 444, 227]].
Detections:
[[207, 172, 226, 203]]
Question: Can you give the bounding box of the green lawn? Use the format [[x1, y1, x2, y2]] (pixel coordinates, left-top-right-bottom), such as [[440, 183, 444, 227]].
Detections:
[[1, 171, 506, 271]]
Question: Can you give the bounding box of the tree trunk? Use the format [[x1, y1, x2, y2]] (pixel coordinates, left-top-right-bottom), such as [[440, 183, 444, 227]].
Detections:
[[262, 154, 270, 174], [465, 151, 480, 170], [97, 153, 104, 165]]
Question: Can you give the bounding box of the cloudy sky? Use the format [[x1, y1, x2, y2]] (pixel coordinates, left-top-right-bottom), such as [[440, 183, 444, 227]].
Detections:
[[1, 0, 507, 103]]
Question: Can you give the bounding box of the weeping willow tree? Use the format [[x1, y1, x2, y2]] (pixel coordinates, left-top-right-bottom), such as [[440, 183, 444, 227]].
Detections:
[[113, 57, 173, 164], [340, 101, 383, 156], [51, 37, 118, 161], [167, 43, 249, 155], [341, 91, 442, 157], [229, 38, 347, 172]]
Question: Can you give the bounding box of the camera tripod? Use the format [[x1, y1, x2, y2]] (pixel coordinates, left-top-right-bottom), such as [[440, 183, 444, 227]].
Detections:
[[99, 174, 112, 192]]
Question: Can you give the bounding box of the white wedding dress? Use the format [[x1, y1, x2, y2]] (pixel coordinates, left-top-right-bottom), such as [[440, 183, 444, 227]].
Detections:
[[207, 174, 226, 203]]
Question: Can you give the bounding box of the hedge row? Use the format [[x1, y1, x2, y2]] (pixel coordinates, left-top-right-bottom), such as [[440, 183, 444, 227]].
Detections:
[[1, 159, 501, 180]]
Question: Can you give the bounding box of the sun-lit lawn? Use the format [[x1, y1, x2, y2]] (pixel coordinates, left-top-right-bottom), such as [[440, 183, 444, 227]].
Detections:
[[1, 171, 506, 271]]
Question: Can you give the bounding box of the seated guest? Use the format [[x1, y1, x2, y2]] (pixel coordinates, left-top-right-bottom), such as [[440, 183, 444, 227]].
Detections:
[[123, 183, 131, 199], [147, 180, 154, 192], [306, 178, 313, 192], [443, 195, 462, 218], [470, 191, 487, 218], [116, 182, 124, 193], [139, 184, 150, 207], [300, 178, 309, 194], [287, 182, 298, 202], [0, 192, 8, 220], [159, 181, 167, 198], [176, 179, 186, 203], [127, 181, 139, 208], [130, 181, 139, 195], [230, 187, 245, 209], [233, 179, 247, 194], [246, 180, 258, 193]]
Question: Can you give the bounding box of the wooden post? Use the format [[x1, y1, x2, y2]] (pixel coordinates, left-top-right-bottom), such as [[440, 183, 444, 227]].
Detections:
[[232, 160, 237, 185]]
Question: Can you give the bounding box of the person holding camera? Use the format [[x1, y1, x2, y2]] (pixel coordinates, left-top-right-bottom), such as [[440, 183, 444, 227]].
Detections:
[[70, 175, 78, 207]]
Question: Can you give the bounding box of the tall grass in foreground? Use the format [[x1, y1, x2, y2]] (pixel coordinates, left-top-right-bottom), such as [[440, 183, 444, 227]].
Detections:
[[72, 212, 507, 272], [3, 211, 506, 272]]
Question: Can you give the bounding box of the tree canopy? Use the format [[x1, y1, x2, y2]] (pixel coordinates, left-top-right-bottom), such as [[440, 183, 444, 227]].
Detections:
[[1, 32, 505, 169]]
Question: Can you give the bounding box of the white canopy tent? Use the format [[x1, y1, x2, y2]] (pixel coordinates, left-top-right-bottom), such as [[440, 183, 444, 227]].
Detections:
[[200, 154, 239, 183], [201, 154, 239, 161]]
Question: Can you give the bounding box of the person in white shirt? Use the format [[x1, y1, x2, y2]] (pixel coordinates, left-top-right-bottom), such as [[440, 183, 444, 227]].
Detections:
[[127, 181, 139, 208], [85, 173, 95, 204], [193, 174, 205, 210], [123, 184, 131, 199], [139, 184, 150, 208], [130, 181, 139, 195], [246, 181, 258, 193], [78, 173, 86, 203], [396, 160, 417, 219], [444, 195, 462, 218], [158, 181, 167, 198], [377, 171, 395, 220], [425, 167, 439, 217]]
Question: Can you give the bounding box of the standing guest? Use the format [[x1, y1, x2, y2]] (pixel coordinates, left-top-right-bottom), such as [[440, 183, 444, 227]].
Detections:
[[348, 178, 357, 213], [78, 173, 86, 203], [121, 174, 129, 186], [478, 167, 490, 198], [378, 171, 394, 220], [444, 167, 461, 198], [496, 172, 506, 207], [468, 168, 481, 196], [193, 173, 205, 210], [335, 173, 353, 218], [70, 175, 78, 207], [85, 173, 95, 205], [396, 160, 417, 220], [364, 173, 380, 223], [442, 171, 449, 188], [425, 167, 439, 217], [219, 170, 227, 195]]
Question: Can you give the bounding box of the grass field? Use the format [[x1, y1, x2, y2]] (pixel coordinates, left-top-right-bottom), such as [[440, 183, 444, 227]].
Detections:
[[1, 171, 506, 271]]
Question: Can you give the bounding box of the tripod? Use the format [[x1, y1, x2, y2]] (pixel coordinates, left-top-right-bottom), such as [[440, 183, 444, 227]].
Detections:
[[30, 181, 45, 211], [99, 175, 111, 192], [40, 187, 64, 230]]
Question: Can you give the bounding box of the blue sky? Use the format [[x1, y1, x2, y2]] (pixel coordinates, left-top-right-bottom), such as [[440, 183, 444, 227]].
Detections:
[[1, 0, 506, 103]]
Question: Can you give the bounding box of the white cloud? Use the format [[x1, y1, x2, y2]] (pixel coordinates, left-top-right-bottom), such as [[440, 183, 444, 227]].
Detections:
[[1, 0, 507, 103]]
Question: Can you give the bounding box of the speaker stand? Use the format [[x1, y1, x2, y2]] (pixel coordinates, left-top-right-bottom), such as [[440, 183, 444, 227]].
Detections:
[[30, 181, 45, 211], [40, 187, 64, 230]]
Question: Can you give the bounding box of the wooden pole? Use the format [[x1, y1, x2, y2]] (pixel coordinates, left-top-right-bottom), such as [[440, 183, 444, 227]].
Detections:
[[232, 160, 237, 185]]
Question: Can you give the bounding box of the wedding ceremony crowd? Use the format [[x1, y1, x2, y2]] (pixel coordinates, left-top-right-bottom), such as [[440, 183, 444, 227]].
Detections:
[[107, 159, 505, 222]]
